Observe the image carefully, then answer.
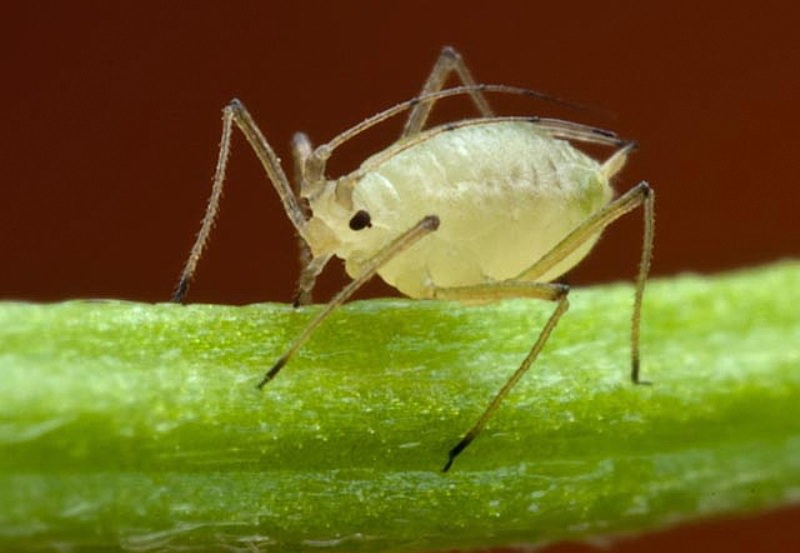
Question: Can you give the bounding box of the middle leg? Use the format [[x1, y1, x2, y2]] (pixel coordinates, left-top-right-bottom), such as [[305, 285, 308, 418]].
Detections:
[[257, 214, 441, 388]]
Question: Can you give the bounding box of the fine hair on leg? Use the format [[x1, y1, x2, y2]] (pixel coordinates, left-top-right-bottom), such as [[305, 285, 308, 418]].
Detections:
[[173, 99, 308, 303]]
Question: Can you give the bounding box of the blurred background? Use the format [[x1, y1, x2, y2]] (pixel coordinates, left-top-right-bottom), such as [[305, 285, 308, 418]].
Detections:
[[2, 2, 798, 551]]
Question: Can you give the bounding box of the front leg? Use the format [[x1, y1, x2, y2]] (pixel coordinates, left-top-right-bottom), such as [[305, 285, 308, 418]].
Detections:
[[290, 132, 330, 307], [173, 99, 309, 303]]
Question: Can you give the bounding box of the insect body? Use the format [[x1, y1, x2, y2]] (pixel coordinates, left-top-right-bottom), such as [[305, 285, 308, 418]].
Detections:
[[174, 47, 655, 472], [331, 121, 622, 300]]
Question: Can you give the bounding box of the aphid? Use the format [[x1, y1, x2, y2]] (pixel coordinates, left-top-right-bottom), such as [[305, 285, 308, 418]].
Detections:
[[173, 47, 655, 472]]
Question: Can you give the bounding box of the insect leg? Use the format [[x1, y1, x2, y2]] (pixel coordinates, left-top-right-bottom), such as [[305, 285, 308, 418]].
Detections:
[[290, 132, 330, 306], [292, 253, 332, 308], [434, 281, 570, 472], [518, 181, 655, 384], [402, 46, 494, 138], [257, 215, 441, 388], [173, 99, 308, 303]]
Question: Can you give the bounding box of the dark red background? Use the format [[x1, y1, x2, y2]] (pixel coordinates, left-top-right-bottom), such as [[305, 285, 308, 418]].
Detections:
[[2, 2, 798, 551]]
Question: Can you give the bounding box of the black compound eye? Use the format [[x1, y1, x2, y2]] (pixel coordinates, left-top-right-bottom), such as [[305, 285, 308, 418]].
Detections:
[[348, 209, 372, 231]]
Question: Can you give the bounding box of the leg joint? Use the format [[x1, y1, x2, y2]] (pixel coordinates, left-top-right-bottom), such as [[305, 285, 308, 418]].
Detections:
[[552, 282, 570, 299], [441, 45, 460, 60], [226, 97, 244, 112]]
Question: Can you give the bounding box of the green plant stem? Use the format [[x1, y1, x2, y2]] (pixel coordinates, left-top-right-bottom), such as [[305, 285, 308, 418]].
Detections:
[[1, 262, 799, 552]]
